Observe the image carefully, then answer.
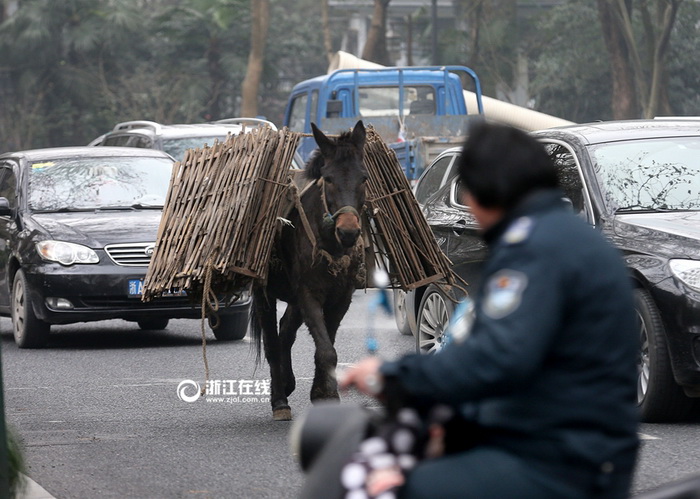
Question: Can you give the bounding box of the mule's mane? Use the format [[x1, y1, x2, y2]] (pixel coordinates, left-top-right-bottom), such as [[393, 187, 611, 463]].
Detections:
[[303, 129, 361, 180]]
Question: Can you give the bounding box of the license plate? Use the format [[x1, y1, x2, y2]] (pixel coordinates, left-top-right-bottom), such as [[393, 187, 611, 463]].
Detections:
[[128, 279, 186, 298], [128, 279, 145, 297]]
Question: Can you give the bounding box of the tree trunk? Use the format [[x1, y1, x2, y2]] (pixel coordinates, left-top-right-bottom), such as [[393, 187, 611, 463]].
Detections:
[[646, 0, 680, 117], [206, 36, 225, 120], [466, 1, 484, 71], [241, 0, 270, 118], [361, 0, 392, 65], [597, 0, 683, 119], [321, 0, 334, 64], [597, 0, 639, 119]]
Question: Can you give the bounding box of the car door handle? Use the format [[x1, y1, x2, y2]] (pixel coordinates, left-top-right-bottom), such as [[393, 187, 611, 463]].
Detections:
[[452, 220, 468, 236]]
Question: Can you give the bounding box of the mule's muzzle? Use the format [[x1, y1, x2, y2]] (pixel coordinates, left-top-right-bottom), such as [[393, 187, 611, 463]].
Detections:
[[334, 209, 361, 248], [337, 227, 361, 248]]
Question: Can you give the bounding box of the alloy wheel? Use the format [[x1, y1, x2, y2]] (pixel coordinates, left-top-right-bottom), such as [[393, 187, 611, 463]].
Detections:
[[418, 291, 449, 354], [637, 309, 651, 405]]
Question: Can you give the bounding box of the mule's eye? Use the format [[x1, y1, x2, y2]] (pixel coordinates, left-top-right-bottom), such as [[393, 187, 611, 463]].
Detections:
[[324, 175, 334, 185]]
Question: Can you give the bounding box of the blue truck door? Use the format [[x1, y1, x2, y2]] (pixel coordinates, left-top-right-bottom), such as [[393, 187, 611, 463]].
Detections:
[[286, 89, 320, 162]]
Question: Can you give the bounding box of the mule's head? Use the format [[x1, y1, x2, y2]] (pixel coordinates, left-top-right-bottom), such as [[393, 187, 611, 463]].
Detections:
[[307, 121, 367, 248]]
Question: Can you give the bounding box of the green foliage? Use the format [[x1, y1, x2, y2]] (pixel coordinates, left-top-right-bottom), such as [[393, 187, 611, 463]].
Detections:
[[527, 1, 613, 123], [7, 424, 26, 498], [527, 0, 700, 122], [0, 0, 326, 150], [666, 1, 700, 115], [260, 0, 327, 123], [3, 0, 695, 149]]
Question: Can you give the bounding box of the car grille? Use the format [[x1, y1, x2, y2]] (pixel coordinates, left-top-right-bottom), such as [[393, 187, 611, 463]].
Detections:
[[104, 242, 155, 267]]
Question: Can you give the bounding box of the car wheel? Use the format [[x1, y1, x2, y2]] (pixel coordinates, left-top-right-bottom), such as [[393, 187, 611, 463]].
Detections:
[[393, 289, 412, 336], [12, 269, 50, 348], [416, 284, 454, 354], [635, 288, 695, 422], [137, 318, 169, 330], [209, 313, 248, 341]]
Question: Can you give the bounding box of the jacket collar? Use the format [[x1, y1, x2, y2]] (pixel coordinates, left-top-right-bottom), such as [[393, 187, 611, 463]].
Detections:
[[483, 189, 567, 246]]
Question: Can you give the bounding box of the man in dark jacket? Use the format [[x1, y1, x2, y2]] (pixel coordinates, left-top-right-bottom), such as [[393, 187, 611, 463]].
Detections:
[[340, 122, 639, 498]]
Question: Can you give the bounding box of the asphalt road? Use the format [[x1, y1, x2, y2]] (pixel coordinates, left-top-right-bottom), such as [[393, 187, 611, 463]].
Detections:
[[3, 290, 700, 498]]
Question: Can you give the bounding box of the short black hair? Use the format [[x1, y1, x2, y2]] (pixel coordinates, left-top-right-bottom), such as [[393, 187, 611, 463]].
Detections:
[[457, 122, 559, 210]]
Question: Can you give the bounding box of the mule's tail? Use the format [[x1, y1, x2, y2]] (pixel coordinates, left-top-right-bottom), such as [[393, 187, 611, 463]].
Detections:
[[249, 293, 264, 367]]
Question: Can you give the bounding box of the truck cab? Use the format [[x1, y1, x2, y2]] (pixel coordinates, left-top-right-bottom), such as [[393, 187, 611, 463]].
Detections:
[[284, 66, 483, 181]]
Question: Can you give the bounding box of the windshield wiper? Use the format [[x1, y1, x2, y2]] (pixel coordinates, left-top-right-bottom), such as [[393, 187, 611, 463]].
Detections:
[[95, 206, 137, 211], [615, 206, 675, 213], [95, 203, 163, 211], [129, 203, 163, 209], [33, 207, 95, 214]]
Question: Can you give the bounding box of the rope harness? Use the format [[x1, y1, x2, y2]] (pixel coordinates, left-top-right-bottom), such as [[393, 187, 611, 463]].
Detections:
[[319, 177, 361, 228], [294, 177, 363, 271]]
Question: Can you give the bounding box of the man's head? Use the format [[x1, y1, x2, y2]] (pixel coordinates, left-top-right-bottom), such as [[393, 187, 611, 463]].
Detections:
[[457, 122, 558, 219]]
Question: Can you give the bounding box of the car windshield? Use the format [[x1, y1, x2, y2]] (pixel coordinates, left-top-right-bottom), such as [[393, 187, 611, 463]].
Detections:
[[163, 136, 230, 161], [590, 137, 700, 212], [28, 156, 174, 212]]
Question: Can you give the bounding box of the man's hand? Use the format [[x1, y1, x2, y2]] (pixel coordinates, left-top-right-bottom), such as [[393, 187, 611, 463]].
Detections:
[[338, 356, 384, 396]]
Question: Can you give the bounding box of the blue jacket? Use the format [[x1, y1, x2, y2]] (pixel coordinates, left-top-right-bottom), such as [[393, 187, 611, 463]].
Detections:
[[381, 189, 639, 471]]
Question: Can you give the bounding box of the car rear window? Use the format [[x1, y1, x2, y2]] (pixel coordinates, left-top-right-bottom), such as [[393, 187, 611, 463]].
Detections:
[[415, 154, 456, 204], [163, 136, 230, 161]]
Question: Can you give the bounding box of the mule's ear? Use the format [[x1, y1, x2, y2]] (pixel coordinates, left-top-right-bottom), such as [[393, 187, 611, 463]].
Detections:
[[351, 120, 366, 148], [311, 122, 334, 158]]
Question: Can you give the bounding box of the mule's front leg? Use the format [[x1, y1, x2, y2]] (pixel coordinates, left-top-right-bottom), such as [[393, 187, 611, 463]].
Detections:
[[300, 292, 340, 402], [311, 344, 339, 402]]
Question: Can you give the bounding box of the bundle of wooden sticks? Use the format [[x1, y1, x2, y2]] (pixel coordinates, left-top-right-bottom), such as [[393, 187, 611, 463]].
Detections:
[[141, 125, 456, 304]]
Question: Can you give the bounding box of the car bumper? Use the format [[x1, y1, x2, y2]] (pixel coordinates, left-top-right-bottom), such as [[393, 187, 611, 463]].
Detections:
[[21, 263, 250, 325], [652, 280, 700, 390]]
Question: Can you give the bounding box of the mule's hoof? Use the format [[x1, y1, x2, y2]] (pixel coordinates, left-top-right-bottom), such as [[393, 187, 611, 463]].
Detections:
[[273, 407, 292, 421]]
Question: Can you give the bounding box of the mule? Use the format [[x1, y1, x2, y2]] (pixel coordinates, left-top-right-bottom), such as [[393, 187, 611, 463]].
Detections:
[[252, 120, 368, 421]]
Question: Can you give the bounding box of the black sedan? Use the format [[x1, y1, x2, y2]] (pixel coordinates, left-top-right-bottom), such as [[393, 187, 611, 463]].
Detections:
[[0, 147, 250, 348], [398, 119, 700, 422]]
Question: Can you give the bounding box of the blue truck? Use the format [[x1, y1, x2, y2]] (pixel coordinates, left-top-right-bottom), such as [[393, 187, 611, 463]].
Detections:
[[283, 66, 484, 182]]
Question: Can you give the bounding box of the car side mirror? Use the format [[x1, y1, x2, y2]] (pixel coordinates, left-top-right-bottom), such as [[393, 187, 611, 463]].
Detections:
[[0, 197, 11, 217]]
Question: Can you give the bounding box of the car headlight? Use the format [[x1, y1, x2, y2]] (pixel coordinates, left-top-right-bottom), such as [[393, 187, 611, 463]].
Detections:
[[36, 241, 99, 266], [669, 259, 700, 292]]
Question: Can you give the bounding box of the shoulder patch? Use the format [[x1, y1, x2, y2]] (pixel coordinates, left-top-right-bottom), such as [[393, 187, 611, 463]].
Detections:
[[502, 216, 533, 245], [483, 270, 528, 319]]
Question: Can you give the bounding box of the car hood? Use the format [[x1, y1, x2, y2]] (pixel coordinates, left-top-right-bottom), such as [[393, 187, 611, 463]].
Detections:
[[612, 211, 700, 259], [26, 211, 162, 247]]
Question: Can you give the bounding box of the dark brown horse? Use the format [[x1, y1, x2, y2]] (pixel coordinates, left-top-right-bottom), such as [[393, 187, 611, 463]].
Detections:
[[252, 121, 368, 421]]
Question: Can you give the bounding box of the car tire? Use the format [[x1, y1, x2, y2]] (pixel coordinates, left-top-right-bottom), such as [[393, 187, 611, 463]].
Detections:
[[635, 288, 696, 422], [12, 269, 50, 349], [416, 284, 454, 354], [209, 313, 248, 341], [137, 318, 169, 330], [393, 289, 412, 336]]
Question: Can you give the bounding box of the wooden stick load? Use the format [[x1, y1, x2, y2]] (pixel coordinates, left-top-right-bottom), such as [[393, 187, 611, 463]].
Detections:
[[363, 127, 456, 291], [142, 124, 457, 304], [142, 126, 301, 301]]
